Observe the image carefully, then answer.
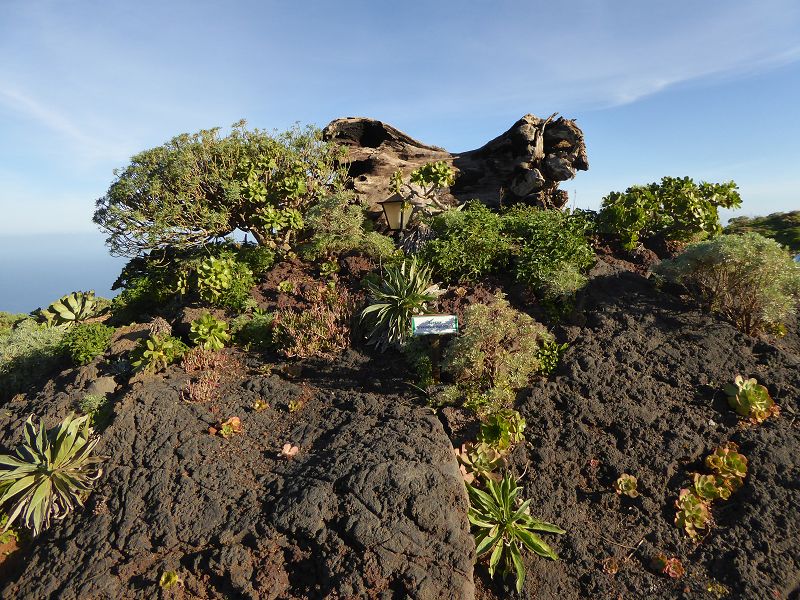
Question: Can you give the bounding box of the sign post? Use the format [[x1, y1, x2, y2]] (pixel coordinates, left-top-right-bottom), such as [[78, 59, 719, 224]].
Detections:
[[411, 315, 458, 382]]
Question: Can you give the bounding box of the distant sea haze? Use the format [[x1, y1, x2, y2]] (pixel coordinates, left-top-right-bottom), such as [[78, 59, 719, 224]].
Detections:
[[0, 232, 126, 314]]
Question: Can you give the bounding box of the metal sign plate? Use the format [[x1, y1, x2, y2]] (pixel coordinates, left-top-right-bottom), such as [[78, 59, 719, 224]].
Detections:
[[411, 314, 459, 336]]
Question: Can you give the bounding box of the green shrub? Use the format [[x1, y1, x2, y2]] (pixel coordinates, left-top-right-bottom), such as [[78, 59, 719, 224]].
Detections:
[[502, 207, 595, 299], [655, 233, 800, 334], [598, 176, 742, 250], [94, 121, 350, 256], [361, 259, 438, 350], [441, 297, 552, 410], [0, 312, 27, 338], [0, 320, 67, 400], [231, 311, 274, 351], [724, 211, 800, 253], [189, 314, 230, 351], [401, 337, 435, 388], [237, 244, 276, 277], [467, 475, 564, 592], [273, 283, 354, 359], [130, 334, 188, 373], [302, 193, 397, 260], [0, 414, 104, 536], [78, 394, 113, 427], [537, 339, 568, 376], [61, 323, 115, 366], [477, 409, 526, 454], [419, 202, 510, 281]]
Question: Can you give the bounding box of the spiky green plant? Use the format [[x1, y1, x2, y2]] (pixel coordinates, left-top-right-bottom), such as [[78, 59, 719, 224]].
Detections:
[[131, 335, 188, 373], [360, 259, 438, 350], [0, 414, 104, 536], [467, 475, 564, 593], [189, 314, 231, 351], [40, 291, 98, 325], [724, 375, 779, 423]]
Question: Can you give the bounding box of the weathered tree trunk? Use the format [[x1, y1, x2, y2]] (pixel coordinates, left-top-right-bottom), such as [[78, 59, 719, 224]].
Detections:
[[322, 114, 588, 214]]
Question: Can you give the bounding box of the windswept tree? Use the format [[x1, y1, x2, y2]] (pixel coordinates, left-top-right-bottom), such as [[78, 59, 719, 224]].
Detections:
[[94, 121, 351, 256]]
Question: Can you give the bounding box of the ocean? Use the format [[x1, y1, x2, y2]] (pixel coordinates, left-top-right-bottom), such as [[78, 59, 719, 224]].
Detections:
[[0, 232, 127, 314]]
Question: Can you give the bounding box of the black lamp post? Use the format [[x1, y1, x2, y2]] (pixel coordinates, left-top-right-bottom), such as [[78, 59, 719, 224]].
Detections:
[[378, 193, 413, 232]]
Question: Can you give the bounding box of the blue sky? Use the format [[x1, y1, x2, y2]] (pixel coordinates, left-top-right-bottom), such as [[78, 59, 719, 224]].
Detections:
[[1, 0, 798, 236]]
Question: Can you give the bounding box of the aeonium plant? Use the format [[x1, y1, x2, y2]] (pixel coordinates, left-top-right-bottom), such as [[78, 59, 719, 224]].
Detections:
[[724, 375, 779, 424]]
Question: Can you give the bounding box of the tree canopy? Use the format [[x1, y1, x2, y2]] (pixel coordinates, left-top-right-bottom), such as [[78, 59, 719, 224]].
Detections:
[[94, 121, 350, 256]]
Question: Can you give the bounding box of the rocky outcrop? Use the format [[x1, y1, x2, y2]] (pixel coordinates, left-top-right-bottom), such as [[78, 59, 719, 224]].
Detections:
[[322, 114, 588, 213], [0, 353, 475, 599]]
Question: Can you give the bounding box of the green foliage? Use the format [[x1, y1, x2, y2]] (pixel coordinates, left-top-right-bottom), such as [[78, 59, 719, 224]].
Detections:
[[61, 323, 115, 366], [40, 291, 99, 326], [94, 121, 350, 256], [454, 442, 505, 484], [725, 211, 800, 253], [692, 473, 732, 502], [130, 335, 188, 373], [78, 394, 113, 428], [361, 259, 438, 350], [196, 256, 233, 301], [598, 176, 742, 250], [655, 233, 800, 335], [537, 339, 568, 376], [0, 512, 19, 544], [273, 283, 354, 359], [477, 409, 526, 454], [391, 160, 456, 215], [614, 474, 639, 498], [0, 414, 103, 537], [441, 297, 552, 410], [0, 312, 27, 338], [401, 337, 434, 388], [409, 161, 455, 190], [705, 442, 747, 484], [724, 375, 779, 423], [236, 244, 276, 277], [189, 314, 230, 351], [0, 320, 67, 401], [420, 202, 510, 281], [301, 193, 397, 260], [674, 489, 712, 539], [159, 570, 183, 590], [503, 207, 596, 299], [467, 475, 564, 593], [231, 311, 274, 351]]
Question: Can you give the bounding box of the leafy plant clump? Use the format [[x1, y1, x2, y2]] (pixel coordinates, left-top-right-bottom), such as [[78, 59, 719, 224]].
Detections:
[[655, 232, 800, 335], [273, 283, 355, 359], [361, 259, 438, 350], [130, 335, 188, 373], [537, 339, 568, 376], [502, 206, 596, 300], [94, 121, 350, 256], [598, 176, 742, 250], [78, 394, 113, 427], [454, 442, 505, 484], [724, 375, 779, 424], [231, 311, 274, 352], [189, 314, 231, 351], [614, 474, 639, 498], [39, 290, 100, 326], [419, 202, 510, 282], [0, 414, 104, 536], [675, 442, 747, 538], [0, 312, 28, 338], [441, 297, 552, 411], [477, 409, 526, 454], [468, 475, 564, 593], [724, 211, 800, 253], [0, 320, 67, 401], [61, 323, 115, 366]]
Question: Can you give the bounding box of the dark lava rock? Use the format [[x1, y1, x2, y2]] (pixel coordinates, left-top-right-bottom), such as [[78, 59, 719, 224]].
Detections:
[[0, 361, 475, 599]]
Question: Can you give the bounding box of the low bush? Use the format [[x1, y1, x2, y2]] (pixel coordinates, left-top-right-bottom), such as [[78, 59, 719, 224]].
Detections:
[[502, 206, 596, 299], [441, 297, 552, 411], [724, 211, 800, 253], [0, 320, 67, 401], [598, 176, 741, 250], [130, 334, 188, 373], [231, 311, 274, 352], [655, 233, 800, 334], [273, 283, 354, 359], [39, 291, 101, 325], [0, 312, 27, 338], [301, 193, 397, 261], [61, 323, 115, 366], [78, 393, 113, 427], [189, 314, 230, 351], [419, 202, 510, 282]]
